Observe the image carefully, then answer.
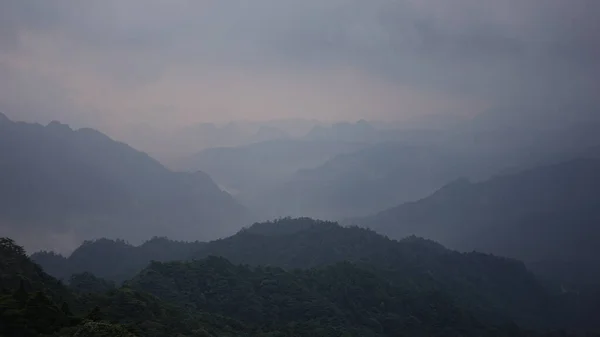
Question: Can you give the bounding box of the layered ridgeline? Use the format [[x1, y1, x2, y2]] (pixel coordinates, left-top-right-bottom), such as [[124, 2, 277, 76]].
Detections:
[[33, 218, 599, 331], [0, 113, 251, 251], [356, 159, 600, 287], [255, 119, 600, 220], [255, 143, 470, 219], [0, 237, 265, 337], [5, 236, 597, 337], [177, 121, 443, 219], [32, 237, 205, 283], [178, 139, 367, 197]]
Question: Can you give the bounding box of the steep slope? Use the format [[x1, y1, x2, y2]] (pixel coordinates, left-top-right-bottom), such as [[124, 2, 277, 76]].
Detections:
[[0, 238, 72, 303], [0, 114, 251, 251], [358, 159, 600, 284]]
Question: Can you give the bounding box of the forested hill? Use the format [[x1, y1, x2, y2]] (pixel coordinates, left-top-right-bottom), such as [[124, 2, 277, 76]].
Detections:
[[4, 236, 598, 337], [127, 257, 492, 336], [0, 237, 264, 337], [193, 218, 554, 328], [0, 114, 251, 252], [31, 237, 205, 283], [356, 158, 600, 286], [31, 218, 598, 330]]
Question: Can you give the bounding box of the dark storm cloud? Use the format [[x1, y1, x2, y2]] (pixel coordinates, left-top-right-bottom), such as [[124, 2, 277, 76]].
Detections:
[[0, 0, 598, 128]]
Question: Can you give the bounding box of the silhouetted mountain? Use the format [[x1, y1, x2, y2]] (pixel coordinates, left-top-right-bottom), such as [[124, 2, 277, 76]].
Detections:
[[357, 159, 600, 286], [261, 143, 480, 219], [250, 125, 290, 143], [303, 120, 380, 143], [0, 115, 251, 252], [0, 112, 10, 124], [32, 237, 205, 283], [178, 139, 367, 198], [260, 116, 600, 220], [69, 272, 116, 294], [119, 119, 323, 166]]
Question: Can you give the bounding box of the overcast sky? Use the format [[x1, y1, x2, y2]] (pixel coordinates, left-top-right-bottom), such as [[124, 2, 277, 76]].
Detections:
[[1, 0, 598, 133]]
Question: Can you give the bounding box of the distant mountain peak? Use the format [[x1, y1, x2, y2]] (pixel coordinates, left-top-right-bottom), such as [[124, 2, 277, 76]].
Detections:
[[241, 217, 338, 236], [76, 127, 113, 142], [0, 112, 11, 124], [46, 120, 73, 134], [356, 119, 374, 128], [434, 177, 472, 193]]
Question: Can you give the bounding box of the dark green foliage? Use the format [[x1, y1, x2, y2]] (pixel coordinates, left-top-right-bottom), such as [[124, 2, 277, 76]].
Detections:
[[85, 306, 102, 322], [127, 257, 493, 336], [71, 321, 137, 337], [0, 288, 75, 337], [61, 301, 72, 315], [0, 238, 77, 337], [0, 238, 72, 303], [70, 273, 116, 294], [194, 218, 552, 328], [33, 218, 589, 330], [2, 235, 599, 336], [0, 237, 250, 337]]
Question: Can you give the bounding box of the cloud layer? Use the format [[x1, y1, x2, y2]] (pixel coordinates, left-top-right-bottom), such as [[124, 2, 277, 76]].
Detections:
[[1, 0, 598, 132]]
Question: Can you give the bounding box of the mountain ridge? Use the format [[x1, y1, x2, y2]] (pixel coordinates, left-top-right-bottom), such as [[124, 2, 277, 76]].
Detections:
[[7, 236, 589, 336], [356, 158, 600, 286], [0, 114, 251, 252], [33, 218, 564, 329]]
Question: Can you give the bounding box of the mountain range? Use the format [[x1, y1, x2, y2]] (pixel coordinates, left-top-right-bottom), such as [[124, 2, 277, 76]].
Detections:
[[178, 139, 368, 198], [30, 218, 600, 332], [0, 113, 251, 252], [7, 233, 594, 337], [356, 159, 600, 286], [250, 117, 600, 220]]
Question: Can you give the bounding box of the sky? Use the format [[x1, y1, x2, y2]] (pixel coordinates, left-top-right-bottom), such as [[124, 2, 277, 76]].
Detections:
[[0, 0, 598, 134]]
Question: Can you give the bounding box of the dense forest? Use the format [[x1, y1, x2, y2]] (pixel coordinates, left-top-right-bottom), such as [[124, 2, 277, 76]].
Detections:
[[23, 218, 600, 336], [4, 235, 599, 337]]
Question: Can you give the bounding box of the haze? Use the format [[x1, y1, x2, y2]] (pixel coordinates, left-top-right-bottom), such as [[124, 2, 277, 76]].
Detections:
[[2, 2, 600, 335], [2, 1, 598, 131]]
